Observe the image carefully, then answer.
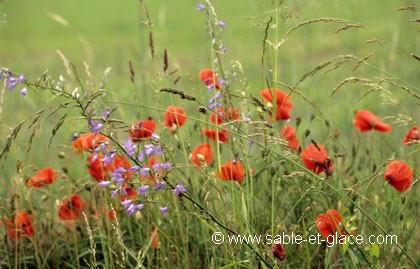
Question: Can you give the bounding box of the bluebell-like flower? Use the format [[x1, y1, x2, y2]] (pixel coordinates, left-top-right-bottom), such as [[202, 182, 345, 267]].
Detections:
[[123, 139, 137, 158], [121, 199, 133, 209], [137, 185, 150, 196], [126, 203, 144, 216], [218, 21, 226, 29], [160, 206, 168, 217], [174, 183, 187, 197], [155, 181, 166, 191], [196, 2, 205, 10], [140, 167, 151, 178], [98, 181, 111, 188], [20, 87, 28, 96]]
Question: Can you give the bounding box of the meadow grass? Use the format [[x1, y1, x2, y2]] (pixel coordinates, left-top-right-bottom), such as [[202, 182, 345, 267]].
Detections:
[[0, 0, 419, 268]]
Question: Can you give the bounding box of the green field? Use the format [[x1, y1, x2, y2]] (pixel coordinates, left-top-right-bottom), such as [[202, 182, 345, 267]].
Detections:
[[0, 0, 419, 268]]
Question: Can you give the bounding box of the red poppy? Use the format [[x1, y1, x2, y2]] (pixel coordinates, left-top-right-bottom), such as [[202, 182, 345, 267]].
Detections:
[[27, 167, 57, 188], [190, 143, 214, 167], [403, 126, 419, 146], [202, 128, 229, 144], [210, 108, 240, 125], [129, 120, 157, 142], [72, 133, 109, 154], [120, 185, 138, 201], [384, 160, 413, 192], [88, 154, 131, 182], [316, 209, 346, 243], [215, 160, 253, 185], [272, 243, 286, 261], [280, 126, 299, 151], [4, 211, 34, 239], [162, 106, 187, 133], [150, 225, 160, 249], [301, 144, 333, 177], [199, 69, 220, 90], [260, 88, 293, 121], [353, 110, 391, 133], [58, 194, 87, 221]]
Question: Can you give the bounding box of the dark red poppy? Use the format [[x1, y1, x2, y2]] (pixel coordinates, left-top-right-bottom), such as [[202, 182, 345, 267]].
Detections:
[[272, 243, 286, 261], [403, 126, 419, 146], [129, 120, 157, 142], [215, 160, 253, 185], [58, 194, 87, 221], [4, 211, 34, 239], [199, 69, 220, 90], [72, 133, 109, 154], [190, 143, 214, 167], [280, 126, 299, 151], [120, 185, 138, 201], [27, 167, 57, 188], [316, 209, 346, 243], [384, 160, 413, 192], [301, 144, 333, 177], [353, 110, 391, 133], [162, 106, 187, 133], [260, 88, 293, 121], [210, 108, 240, 125], [202, 128, 229, 144]]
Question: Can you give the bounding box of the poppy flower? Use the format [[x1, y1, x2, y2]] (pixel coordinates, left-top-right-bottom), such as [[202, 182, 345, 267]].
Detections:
[[88, 154, 131, 182], [150, 226, 160, 249], [403, 126, 419, 146], [280, 126, 299, 151], [58, 194, 87, 221], [162, 106, 187, 133], [190, 143, 214, 167], [4, 211, 34, 239], [316, 209, 346, 243], [260, 88, 293, 121], [120, 185, 138, 201], [384, 160, 413, 192], [353, 110, 391, 133], [199, 69, 220, 90], [72, 133, 109, 154], [210, 108, 240, 125], [301, 144, 333, 177], [202, 128, 229, 144], [27, 167, 57, 188], [215, 160, 253, 185], [129, 120, 156, 142], [272, 243, 286, 261]]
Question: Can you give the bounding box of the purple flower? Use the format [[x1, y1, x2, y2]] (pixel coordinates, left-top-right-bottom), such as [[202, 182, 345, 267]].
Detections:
[[160, 206, 168, 217], [70, 133, 80, 142], [100, 108, 111, 120], [155, 181, 166, 191], [218, 21, 226, 29], [140, 167, 151, 178], [153, 161, 171, 173], [174, 183, 187, 197], [98, 181, 111, 188], [137, 185, 150, 196], [138, 151, 145, 162], [121, 199, 133, 209], [101, 150, 116, 167], [196, 2, 205, 10], [123, 139, 136, 158], [151, 133, 160, 141], [126, 203, 144, 216], [128, 166, 140, 173], [111, 189, 120, 199], [88, 118, 103, 134], [20, 87, 27, 96]]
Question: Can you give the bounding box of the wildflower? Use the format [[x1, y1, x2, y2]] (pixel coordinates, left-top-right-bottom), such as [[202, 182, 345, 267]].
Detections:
[[150, 226, 160, 249], [190, 143, 214, 167], [88, 154, 131, 182], [129, 120, 157, 142], [202, 128, 229, 144], [88, 118, 103, 134], [316, 209, 346, 243], [119, 185, 138, 201], [280, 126, 299, 151], [403, 126, 419, 145], [20, 87, 27, 96], [137, 185, 150, 196], [98, 181, 111, 188], [160, 206, 168, 217], [27, 167, 57, 188], [260, 88, 293, 121], [126, 203, 144, 216], [353, 110, 391, 133], [210, 108, 240, 125], [58, 194, 87, 221], [174, 183, 187, 197], [218, 21, 226, 29], [121, 199, 133, 210], [155, 181, 166, 191], [196, 2, 205, 10], [71, 133, 109, 154], [199, 69, 220, 90], [272, 243, 286, 261], [215, 160, 252, 185], [301, 144, 333, 177], [4, 211, 34, 239], [162, 106, 187, 133], [123, 139, 137, 157], [384, 160, 413, 192]]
